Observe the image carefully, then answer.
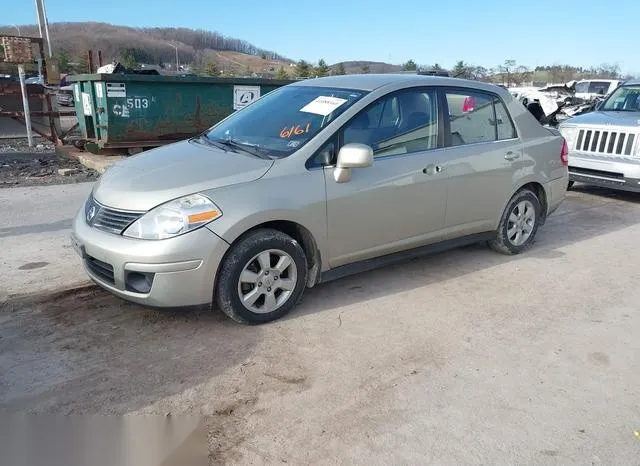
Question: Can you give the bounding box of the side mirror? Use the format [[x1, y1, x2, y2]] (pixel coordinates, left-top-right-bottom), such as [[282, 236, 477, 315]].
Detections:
[[333, 143, 373, 183]]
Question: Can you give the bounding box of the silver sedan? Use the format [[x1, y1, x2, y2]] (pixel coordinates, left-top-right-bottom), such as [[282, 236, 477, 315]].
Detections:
[[71, 74, 568, 324]]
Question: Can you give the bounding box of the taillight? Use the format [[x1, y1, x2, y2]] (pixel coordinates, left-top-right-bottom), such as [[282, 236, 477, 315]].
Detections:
[[560, 138, 569, 166]]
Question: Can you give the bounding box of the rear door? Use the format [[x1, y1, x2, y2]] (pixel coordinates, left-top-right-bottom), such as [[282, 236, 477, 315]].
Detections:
[[438, 87, 522, 234]]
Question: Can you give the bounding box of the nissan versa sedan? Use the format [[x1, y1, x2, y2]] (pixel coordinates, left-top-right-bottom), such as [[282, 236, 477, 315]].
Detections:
[[71, 74, 568, 324]]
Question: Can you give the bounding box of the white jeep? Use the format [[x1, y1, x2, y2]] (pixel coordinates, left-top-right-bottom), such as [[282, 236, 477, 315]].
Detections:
[[559, 80, 640, 191]]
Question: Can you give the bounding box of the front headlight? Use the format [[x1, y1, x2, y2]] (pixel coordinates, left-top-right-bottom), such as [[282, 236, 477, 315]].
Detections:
[[559, 126, 578, 150], [123, 193, 222, 240]]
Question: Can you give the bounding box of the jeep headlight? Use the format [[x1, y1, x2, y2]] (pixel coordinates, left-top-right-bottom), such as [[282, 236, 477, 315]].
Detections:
[[559, 126, 578, 151], [123, 194, 222, 240]]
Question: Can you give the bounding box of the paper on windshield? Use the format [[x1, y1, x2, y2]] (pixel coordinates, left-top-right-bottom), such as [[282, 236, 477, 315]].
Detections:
[[300, 96, 348, 116]]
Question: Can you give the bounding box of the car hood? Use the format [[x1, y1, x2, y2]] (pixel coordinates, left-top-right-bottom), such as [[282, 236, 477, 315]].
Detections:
[[92, 139, 273, 211], [563, 111, 640, 128]]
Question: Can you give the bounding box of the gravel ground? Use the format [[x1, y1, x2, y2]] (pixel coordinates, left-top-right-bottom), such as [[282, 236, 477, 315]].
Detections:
[[1, 183, 640, 464], [0, 138, 99, 188]]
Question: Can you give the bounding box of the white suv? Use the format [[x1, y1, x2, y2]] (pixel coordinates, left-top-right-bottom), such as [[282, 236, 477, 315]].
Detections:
[[559, 80, 640, 191]]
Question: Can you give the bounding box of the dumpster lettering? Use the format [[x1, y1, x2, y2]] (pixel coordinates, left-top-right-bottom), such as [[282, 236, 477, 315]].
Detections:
[[112, 104, 130, 118], [280, 123, 311, 139], [82, 93, 92, 116], [126, 97, 150, 109]]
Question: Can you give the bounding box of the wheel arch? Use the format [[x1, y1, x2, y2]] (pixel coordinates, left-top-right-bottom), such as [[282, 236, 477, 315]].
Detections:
[[213, 219, 323, 303], [499, 180, 549, 228]]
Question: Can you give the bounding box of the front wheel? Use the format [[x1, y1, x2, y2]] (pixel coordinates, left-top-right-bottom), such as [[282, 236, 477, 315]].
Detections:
[[215, 229, 308, 324], [489, 189, 542, 255]]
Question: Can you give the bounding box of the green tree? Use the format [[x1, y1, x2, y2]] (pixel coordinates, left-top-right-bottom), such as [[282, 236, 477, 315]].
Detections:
[[54, 49, 72, 73], [74, 53, 90, 73], [452, 60, 471, 79], [295, 59, 311, 78], [315, 58, 329, 77], [276, 66, 288, 79], [360, 64, 371, 74], [470, 66, 488, 81], [402, 59, 417, 71], [432, 63, 443, 70], [205, 62, 219, 76], [334, 62, 346, 75], [121, 49, 137, 69]]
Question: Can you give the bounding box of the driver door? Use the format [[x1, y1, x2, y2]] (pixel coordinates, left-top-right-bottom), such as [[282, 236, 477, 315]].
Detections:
[[324, 87, 449, 268]]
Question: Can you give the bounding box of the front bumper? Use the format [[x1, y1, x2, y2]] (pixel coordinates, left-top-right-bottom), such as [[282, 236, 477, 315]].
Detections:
[[568, 152, 640, 193], [71, 208, 230, 308]]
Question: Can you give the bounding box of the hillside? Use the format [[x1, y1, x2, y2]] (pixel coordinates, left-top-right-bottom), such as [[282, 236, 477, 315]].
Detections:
[[337, 61, 402, 74], [0, 22, 294, 76]]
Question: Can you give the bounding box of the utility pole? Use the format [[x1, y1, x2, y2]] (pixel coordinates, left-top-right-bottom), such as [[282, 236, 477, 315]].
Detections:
[[18, 65, 34, 147], [167, 42, 179, 71], [35, 0, 53, 58]]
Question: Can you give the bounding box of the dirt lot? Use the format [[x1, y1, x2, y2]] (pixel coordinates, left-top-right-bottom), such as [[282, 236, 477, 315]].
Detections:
[[1, 184, 640, 464], [0, 139, 98, 188]]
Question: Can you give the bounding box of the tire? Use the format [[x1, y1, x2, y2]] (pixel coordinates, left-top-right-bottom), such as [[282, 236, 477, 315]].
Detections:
[[567, 180, 574, 190], [215, 228, 308, 324], [489, 189, 542, 255]]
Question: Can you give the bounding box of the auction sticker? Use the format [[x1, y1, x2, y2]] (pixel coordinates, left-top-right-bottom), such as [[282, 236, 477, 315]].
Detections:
[[300, 96, 347, 116]]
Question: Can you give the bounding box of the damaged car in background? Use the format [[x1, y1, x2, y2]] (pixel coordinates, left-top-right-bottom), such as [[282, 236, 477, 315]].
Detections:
[[558, 79, 640, 191], [511, 80, 617, 128]]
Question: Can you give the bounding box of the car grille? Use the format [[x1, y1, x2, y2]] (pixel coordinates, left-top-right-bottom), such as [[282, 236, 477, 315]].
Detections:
[[85, 256, 115, 285], [85, 195, 144, 235], [574, 129, 637, 156]]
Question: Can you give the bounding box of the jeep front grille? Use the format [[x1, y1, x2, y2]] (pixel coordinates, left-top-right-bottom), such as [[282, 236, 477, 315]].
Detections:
[[575, 129, 637, 156]]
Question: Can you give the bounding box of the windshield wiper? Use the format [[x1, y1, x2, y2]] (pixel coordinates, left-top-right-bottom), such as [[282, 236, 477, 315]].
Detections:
[[194, 134, 230, 151], [208, 137, 271, 159]]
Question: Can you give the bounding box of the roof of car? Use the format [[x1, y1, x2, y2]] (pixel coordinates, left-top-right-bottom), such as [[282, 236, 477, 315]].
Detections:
[[622, 78, 640, 86], [291, 73, 507, 94]]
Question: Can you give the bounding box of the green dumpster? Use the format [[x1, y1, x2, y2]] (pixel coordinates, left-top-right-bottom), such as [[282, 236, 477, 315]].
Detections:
[[68, 74, 296, 154]]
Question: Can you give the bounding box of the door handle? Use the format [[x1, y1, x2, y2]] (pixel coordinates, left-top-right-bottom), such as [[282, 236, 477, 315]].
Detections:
[[422, 164, 443, 175], [504, 151, 521, 161]]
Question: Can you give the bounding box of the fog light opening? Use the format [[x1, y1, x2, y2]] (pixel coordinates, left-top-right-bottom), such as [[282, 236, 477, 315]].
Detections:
[[125, 271, 155, 294]]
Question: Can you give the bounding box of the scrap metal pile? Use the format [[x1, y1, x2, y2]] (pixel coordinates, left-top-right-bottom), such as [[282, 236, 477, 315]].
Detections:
[[511, 82, 604, 128]]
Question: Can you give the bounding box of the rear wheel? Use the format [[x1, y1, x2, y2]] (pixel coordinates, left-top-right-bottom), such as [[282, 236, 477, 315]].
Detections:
[[215, 229, 308, 324], [567, 180, 575, 190], [489, 189, 541, 255]]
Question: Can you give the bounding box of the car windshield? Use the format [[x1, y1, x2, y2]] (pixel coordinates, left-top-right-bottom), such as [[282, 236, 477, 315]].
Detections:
[[204, 85, 367, 158], [600, 85, 640, 112]]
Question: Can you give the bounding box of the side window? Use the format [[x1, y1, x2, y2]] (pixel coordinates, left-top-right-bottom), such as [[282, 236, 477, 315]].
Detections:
[[379, 97, 399, 126], [494, 99, 516, 140], [588, 81, 610, 95], [575, 82, 589, 93], [342, 89, 438, 157], [446, 91, 495, 146]]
